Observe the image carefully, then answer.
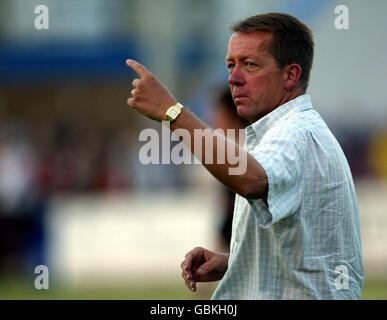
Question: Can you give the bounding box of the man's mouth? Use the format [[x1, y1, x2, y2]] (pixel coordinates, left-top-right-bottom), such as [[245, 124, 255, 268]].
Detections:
[[234, 95, 248, 103]]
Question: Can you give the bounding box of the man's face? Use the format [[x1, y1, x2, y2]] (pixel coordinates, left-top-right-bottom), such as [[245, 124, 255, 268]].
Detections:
[[226, 31, 286, 123]]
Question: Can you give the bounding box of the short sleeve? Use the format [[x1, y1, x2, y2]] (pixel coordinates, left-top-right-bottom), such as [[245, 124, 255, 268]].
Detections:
[[248, 126, 304, 228]]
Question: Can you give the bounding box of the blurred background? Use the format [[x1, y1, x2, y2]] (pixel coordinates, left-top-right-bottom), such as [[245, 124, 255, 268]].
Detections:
[[0, 0, 386, 299]]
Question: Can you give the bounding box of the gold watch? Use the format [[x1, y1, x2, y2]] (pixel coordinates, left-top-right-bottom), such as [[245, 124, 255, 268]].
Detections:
[[164, 103, 184, 122]]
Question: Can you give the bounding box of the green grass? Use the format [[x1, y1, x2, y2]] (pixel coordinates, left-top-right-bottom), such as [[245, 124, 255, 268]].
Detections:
[[361, 278, 387, 300], [0, 276, 386, 300], [0, 276, 214, 300]]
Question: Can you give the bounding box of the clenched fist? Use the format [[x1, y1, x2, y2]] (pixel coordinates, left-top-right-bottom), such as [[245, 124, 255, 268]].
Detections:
[[126, 59, 178, 122]]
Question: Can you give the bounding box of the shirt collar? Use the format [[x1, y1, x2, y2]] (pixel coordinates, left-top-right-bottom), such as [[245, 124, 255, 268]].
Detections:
[[245, 94, 313, 143]]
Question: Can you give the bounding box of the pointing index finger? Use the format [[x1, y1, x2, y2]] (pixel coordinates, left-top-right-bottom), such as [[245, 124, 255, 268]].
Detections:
[[126, 59, 149, 78]]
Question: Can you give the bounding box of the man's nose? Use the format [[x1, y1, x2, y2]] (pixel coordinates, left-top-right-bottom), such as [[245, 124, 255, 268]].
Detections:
[[228, 67, 245, 86]]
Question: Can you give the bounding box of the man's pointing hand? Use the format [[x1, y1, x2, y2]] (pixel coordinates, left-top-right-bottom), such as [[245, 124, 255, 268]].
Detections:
[[126, 59, 177, 122]]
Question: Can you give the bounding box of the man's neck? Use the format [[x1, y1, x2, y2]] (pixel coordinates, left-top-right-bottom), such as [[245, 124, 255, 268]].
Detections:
[[278, 87, 305, 108], [248, 88, 306, 124]]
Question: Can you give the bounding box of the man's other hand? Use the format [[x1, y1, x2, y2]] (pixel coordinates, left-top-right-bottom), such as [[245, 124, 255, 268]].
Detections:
[[180, 247, 229, 292]]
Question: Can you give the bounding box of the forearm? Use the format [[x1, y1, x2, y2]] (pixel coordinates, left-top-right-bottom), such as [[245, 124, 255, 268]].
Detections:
[[170, 108, 268, 199]]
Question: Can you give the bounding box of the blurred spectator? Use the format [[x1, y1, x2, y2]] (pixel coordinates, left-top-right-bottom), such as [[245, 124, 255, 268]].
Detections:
[[369, 130, 387, 180], [211, 87, 248, 252], [38, 122, 82, 194], [335, 128, 372, 179], [90, 127, 132, 192], [0, 121, 44, 273], [0, 122, 38, 214]]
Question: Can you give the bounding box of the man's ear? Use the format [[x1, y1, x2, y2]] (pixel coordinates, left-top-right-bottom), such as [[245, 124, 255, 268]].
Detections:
[[283, 63, 302, 91]]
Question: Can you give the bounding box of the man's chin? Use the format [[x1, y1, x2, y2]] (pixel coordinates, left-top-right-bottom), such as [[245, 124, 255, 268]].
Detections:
[[236, 105, 253, 122]]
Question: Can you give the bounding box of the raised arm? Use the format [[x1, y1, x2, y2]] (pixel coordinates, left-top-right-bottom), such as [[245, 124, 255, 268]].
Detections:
[[125, 59, 268, 199]]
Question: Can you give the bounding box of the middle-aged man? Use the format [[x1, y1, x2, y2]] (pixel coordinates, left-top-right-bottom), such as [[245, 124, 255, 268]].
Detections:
[[125, 13, 364, 299]]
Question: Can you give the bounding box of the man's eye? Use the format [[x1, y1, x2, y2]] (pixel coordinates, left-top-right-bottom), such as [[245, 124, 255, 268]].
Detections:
[[246, 62, 256, 67], [227, 63, 235, 69]]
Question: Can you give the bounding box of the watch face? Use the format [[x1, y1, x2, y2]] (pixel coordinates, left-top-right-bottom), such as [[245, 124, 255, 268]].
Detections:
[[169, 109, 179, 118]]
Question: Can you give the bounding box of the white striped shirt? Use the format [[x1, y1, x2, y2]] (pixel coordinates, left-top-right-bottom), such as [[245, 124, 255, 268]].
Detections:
[[212, 94, 364, 299]]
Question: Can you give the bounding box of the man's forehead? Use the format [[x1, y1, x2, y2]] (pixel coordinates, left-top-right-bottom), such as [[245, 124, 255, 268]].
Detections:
[[226, 31, 273, 58]]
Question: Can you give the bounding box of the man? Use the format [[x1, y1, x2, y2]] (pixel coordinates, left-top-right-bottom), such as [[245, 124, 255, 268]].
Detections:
[[126, 13, 364, 299]]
